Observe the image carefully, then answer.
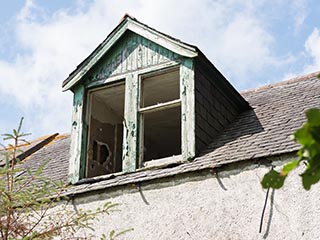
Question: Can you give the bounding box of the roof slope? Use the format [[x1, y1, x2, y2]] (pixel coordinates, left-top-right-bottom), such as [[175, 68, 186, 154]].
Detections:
[[196, 71, 320, 165], [22, 135, 70, 183], [14, 72, 320, 194]]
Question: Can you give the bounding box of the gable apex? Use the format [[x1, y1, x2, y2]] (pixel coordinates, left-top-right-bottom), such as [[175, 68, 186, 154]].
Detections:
[[62, 15, 198, 91]]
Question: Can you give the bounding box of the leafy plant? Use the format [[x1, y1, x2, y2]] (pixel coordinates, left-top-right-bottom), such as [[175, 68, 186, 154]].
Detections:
[[261, 108, 320, 190], [0, 118, 119, 239]]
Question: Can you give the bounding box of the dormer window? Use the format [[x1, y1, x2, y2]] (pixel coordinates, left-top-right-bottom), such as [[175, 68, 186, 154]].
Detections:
[[84, 67, 181, 178], [64, 15, 249, 184]]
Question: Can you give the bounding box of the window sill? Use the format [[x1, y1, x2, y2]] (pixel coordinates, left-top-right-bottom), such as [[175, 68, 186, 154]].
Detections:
[[142, 154, 183, 169], [73, 155, 185, 185]]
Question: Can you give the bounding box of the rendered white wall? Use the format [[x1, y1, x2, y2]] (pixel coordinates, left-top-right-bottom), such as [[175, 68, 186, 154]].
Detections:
[[71, 155, 320, 240]]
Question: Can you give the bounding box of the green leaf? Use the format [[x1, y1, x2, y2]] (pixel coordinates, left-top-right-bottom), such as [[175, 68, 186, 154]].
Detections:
[[35, 159, 49, 176], [294, 125, 313, 146], [301, 164, 320, 190], [1, 133, 14, 141], [17, 117, 24, 133], [310, 126, 320, 143], [100, 234, 107, 240], [281, 160, 299, 176], [110, 230, 115, 240], [13, 129, 18, 137], [261, 169, 286, 189], [306, 108, 320, 127]]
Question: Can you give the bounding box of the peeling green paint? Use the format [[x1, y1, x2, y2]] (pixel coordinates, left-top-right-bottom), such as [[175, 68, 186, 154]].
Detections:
[[122, 74, 139, 172], [180, 59, 196, 160], [182, 113, 187, 122], [87, 32, 180, 84], [68, 84, 86, 184], [68, 30, 197, 181]]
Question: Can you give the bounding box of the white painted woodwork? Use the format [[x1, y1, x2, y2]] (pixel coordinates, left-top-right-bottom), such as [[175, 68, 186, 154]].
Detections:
[[180, 59, 196, 160], [122, 73, 139, 172], [68, 85, 86, 183]]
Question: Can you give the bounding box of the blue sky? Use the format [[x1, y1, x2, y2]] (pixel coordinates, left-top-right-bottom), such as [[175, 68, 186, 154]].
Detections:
[[0, 0, 319, 144]]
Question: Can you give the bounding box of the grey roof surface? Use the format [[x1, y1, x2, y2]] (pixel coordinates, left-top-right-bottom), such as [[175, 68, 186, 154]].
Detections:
[[21, 135, 70, 183], [198, 72, 320, 164], [0, 134, 58, 166], [14, 72, 320, 195]]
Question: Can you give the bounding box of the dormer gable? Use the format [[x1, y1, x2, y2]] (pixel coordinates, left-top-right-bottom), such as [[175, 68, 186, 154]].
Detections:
[[64, 15, 249, 184], [62, 14, 197, 91]]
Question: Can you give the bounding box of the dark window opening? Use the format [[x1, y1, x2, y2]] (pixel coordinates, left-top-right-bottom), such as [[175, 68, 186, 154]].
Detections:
[[139, 68, 181, 164], [86, 82, 125, 178], [143, 106, 181, 161]]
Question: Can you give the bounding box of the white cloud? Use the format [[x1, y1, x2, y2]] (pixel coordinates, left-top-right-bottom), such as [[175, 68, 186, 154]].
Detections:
[[278, 26, 320, 83], [304, 28, 320, 73], [211, 15, 273, 81], [130, 0, 281, 88], [0, 0, 293, 139], [290, 0, 308, 34]]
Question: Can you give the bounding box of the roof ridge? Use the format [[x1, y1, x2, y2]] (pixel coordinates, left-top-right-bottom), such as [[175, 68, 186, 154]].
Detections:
[[241, 70, 320, 95]]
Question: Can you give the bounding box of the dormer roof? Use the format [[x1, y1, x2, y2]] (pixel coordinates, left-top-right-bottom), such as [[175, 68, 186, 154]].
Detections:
[[62, 14, 198, 91]]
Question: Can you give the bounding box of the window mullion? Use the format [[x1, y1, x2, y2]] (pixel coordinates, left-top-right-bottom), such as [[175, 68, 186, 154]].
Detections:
[[122, 73, 139, 172]]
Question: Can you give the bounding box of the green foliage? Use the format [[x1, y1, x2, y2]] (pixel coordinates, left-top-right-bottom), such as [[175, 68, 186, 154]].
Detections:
[[261, 108, 320, 190], [0, 118, 125, 239], [261, 169, 286, 189], [109, 228, 134, 240]]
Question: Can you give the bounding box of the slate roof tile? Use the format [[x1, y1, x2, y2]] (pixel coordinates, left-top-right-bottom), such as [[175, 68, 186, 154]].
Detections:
[[21, 134, 70, 183]]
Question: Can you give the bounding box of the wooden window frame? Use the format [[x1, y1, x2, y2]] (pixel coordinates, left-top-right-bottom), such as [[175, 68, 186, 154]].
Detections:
[[138, 66, 182, 167], [85, 80, 125, 177]]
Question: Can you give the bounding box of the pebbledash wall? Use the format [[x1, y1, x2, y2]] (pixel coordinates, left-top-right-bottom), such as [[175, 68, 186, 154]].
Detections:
[[69, 153, 320, 240]]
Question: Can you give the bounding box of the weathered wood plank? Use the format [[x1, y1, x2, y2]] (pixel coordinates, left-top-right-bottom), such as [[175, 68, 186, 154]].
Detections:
[[142, 38, 148, 67], [180, 58, 195, 160], [90, 33, 184, 83], [86, 60, 181, 89], [127, 21, 197, 58], [122, 73, 139, 172], [68, 84, 86, 183]]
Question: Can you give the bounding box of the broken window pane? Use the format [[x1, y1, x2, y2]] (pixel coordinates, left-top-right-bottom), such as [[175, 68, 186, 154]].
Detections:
[[86, 82, 125, 177]]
